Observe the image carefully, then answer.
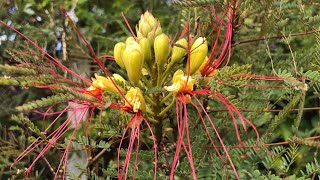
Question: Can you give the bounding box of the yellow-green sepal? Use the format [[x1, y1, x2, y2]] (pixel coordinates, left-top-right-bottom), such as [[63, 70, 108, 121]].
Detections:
[[188, 37, 208, 75], [114, 42, 126, 69]]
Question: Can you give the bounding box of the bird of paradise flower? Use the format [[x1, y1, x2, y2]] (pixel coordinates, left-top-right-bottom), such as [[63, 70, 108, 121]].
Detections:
[[0, 1, 306, 180]]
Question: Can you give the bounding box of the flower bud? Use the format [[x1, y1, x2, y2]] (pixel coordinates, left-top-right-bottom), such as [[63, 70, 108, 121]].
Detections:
[[188, 37, 208, 75], [137, 11, 162, 45], [139, 37, 152, 65], [197, 56, 208, 73], [112, 74, 127, 85], [125, 87, 146, 113], [126, 37, 135, 44], [109, 74, 126, 93], [114, 42, 126, 69], [122, 41, 144, 86], [171, 38, 187, 64], [154, 33, 170, 71]]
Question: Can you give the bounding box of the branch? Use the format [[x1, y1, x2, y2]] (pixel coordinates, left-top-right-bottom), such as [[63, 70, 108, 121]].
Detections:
[[232, 30, 320, 47], [209, 107, 320, 113]]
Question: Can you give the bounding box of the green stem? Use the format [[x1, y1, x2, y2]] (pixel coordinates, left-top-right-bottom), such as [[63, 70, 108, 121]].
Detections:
[[161, 72, 169, 85], [159, 98, 175, 117], [144, 95, 157, 106], [146, 108, 156, 117], [160, 92, 172, 104], [293, 83, 306, 135], [157, 65, 162, 87], [141, 74, 152, 88], [145, 116, 159, 123]]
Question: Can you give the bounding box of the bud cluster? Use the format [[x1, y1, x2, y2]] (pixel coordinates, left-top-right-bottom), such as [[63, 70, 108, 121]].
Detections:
[[88, 11, 209, 113]]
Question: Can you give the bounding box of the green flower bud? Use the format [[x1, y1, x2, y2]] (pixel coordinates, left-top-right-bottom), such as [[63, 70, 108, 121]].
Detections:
[[188, 37, 208, 75], [122, 41, 144, 86], [171, 38, 187, 64], [136, 11, 162, 45], [154, 33, 170, 71], [139, 37, 152, 65], [126, 37, 135, 44], [114, 42, 126, 69]]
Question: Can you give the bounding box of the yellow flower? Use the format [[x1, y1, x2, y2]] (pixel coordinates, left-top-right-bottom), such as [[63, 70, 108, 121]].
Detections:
[[164, 69, 196, 95], [90, 74, 125, 93], [91, 74, 109, 91], [125, 87, 146, 113]]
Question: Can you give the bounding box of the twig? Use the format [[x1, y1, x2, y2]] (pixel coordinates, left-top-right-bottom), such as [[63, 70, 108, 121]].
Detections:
[[293, 80, 306, 135], [209, 107, 320, 113], [87, 148, 108, 167], [205, 136, 320, 149], [42, 155, 55, 176], [232, 30, 320, 46]]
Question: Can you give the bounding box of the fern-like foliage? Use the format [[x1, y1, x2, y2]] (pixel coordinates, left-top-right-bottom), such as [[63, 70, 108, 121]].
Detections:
[[15, 93, 75, 111]]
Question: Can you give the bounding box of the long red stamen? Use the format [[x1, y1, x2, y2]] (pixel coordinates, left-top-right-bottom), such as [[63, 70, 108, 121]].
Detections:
[[189, 100, 226, 163], [54, 107, 89, 179], [142, 116, 158, 180], [193, 95, 240, 179], [117, 121, 131, 179], [170, 98, 184, 179], [121, 12, 137, 40], [181, 94, 197, 179], [61, 8, 132, 107], [0, 20, 91, 85], [123, 116, 139, 179]]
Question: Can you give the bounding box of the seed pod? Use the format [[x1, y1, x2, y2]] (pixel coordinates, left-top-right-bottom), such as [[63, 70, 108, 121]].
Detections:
[[154, 33, 170, 71], [188, 37, 208, 75], [139, 37, 152, 65], [114, 42, 126, 69], [122, 41, 144, 86]]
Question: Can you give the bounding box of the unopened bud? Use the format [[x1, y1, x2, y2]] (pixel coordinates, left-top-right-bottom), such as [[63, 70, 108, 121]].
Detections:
[[112, 74, 126, 85], [114, 42, 126, 69], [122, 41, 144, 86], [126, 37, 135, 44], [154, 33, 170, 71], [137, 11, 162, 45], [170, 38, 187, 65], [139, 37, 152, 65], [188, 37, 208, 75]]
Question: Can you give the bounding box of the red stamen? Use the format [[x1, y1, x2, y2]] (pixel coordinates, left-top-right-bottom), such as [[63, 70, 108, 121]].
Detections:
[[121, 12, 137, 40], [192, 95, 240, 179]]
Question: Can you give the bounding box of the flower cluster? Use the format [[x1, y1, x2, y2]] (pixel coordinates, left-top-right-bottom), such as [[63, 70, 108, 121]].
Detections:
[[5, 7, 262, 179]]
